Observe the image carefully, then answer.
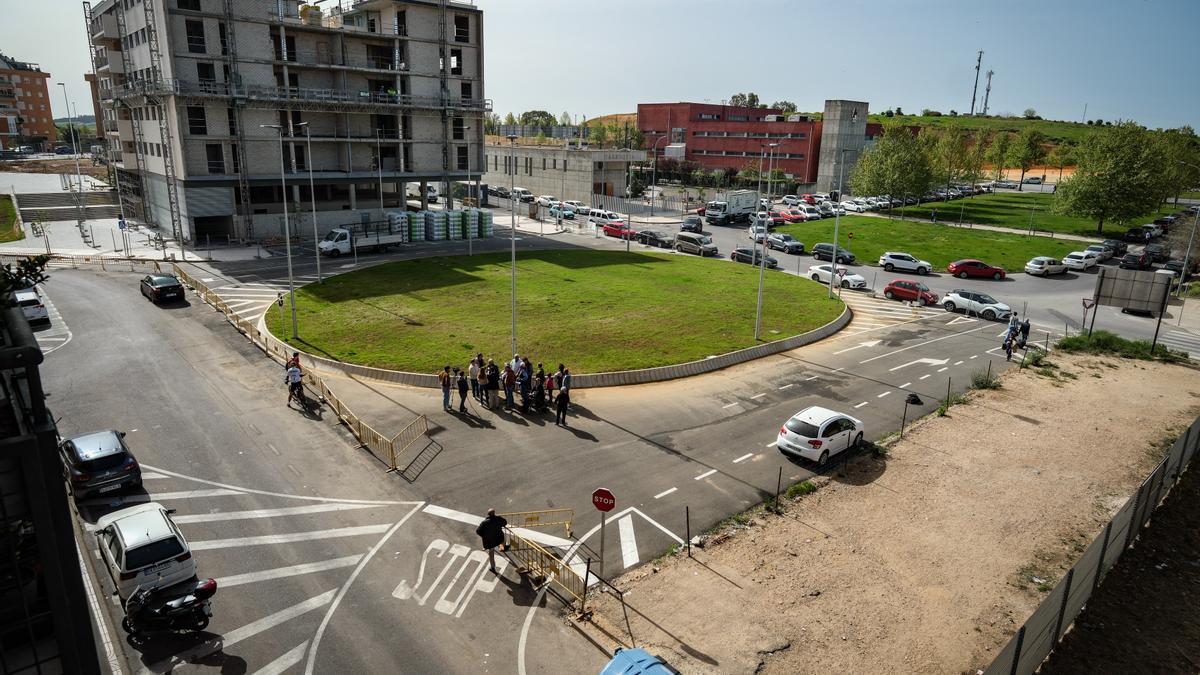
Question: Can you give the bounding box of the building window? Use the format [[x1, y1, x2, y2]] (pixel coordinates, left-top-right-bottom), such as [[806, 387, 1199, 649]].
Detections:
[[395, 10, 406, 35], [218, 22, 227, 55], [456, 145, 468, 170], [454, 15, 469, 42], [178, 0, 200, 10], [525, 157, 532, 175], [231, 143, 239, 173], [187, 106, 206, 134], [699, 113, 719, 120], [227, 108, 237, 134], [293, 144, 306, 171], [541, 158, 546, 170], [206, 144, 224, 173], [452, 117, 464, 140], [450, 49, 462, 76], [185, 20, 206, 54], [460, 82, 472, 100], [196, 62, 215, 83]]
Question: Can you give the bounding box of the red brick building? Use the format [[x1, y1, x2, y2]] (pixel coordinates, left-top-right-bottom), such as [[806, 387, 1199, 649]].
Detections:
[[0, 53, 55, 150]]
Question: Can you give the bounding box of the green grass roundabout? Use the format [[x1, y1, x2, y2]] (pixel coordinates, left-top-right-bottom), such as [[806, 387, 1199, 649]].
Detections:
[[268, 249, 846, 374]]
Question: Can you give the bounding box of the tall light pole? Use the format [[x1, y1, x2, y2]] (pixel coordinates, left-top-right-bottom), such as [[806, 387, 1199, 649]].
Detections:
[[754, 142, 779, 340], [376, 129, 385, 219], [828, 148, 850, 299], [464, 124, 474, 256], [508, 134, 518, 356], [57, 83, 84, 204], [650, 134, 669, 217], [1176, 160, 1200, 300], [296, 122, 321, 283], [262, 124, 298, 339]]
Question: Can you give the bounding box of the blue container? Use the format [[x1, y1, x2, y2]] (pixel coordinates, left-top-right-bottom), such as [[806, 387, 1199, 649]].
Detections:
[[600, 647, 673, 675]]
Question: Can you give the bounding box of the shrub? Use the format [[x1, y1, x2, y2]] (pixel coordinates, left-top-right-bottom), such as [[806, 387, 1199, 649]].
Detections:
[[1057, 330, 1189, 363], [970, 368, 1002, 389], [784, 480, 817, 499]]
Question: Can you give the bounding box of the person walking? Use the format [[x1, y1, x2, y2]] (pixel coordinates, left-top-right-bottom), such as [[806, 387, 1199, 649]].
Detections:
[[518, 359, 531, 413], [502, 365, 516, 411], [455, 367, 469, 412], [475, 508, 508, 574], [1018, 318, 1032, 349], [438, 365, 452, 411], [468, 357, 481, 401], [1006, 312, 1020, 341], [485, 358, 500, 410]]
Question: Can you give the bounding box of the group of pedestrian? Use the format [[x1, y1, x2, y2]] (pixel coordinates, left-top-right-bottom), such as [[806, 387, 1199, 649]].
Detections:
[[1003, 314, 1032, 361], [444, 354, 574, 425]]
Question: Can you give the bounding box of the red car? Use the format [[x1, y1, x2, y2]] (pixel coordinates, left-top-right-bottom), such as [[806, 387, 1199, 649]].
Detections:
[[801, 194, 817, 205], [779, 209, 807, 223], [764, 210, 788, 227], [602, 221, 636, 238], [882, 279, 939, 305], [947, 258, 1006, 280]]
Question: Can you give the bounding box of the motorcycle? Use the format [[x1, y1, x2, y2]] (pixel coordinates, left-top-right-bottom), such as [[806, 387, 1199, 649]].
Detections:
[[122, 578, 217, 635]]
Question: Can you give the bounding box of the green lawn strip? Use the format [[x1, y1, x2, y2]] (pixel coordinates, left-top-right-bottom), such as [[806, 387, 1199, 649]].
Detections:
[[269, 249, 845, 374], [776, 216, 1081, 273], [0, 196, 24, 244], [885, 192, 1181, 238], [862, 115, 1098, 144]]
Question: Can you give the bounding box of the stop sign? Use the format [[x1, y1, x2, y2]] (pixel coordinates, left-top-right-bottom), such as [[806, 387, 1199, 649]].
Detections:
[[592, 487, 615, 512]]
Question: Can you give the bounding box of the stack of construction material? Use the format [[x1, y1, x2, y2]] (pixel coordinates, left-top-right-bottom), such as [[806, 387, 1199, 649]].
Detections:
[[465, 209, 480, 239], [386, 212, 411, 242], [409, 211, 426, 241], [447, 210, 465, 240], [424, 210, 448, 241], [477, 209, 494, 237]]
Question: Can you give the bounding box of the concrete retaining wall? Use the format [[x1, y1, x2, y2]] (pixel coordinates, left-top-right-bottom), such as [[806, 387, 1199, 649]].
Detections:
[[265, 306, 853, 390]]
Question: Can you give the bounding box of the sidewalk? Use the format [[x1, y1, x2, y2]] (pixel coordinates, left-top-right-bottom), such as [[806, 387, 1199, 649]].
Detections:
[[0, 215, 258, 262]]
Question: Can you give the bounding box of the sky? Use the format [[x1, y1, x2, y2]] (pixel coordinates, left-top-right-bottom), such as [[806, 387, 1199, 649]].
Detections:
[[5, 0, 1198, 130]]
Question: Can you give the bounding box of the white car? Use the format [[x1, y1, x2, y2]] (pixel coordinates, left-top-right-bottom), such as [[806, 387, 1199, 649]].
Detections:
[[14, 289, 48, 324], [781, 195, 802, 206], [813, 192, 831, 202], [535, 195, 559, 207], [878, 251, 932, 275], [1063, 250, 1099, 271], [95, 502, 197, 599], [563, 200, 587, 213], [1085, 244, 1114, 262], [1024, 256, 1067, 276], [777, 405, 864, 466], [748, 224, 769, 243], [588, 209, 622, 225], [942, 289, 1012, 321], [797, 204, 822, 220], [808, 264, 867, 289], [759, 198, 772, 210], [841, 200, 865, 213]]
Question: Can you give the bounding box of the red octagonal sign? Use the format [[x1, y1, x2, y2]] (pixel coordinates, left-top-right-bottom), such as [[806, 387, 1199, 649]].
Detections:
[[592, 487, 615, 513]]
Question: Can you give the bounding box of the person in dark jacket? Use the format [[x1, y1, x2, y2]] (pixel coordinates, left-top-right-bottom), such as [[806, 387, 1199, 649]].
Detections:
[[455, 367, 469, 412], [475, 508, 508, 573], [485, 359, 500, 409]]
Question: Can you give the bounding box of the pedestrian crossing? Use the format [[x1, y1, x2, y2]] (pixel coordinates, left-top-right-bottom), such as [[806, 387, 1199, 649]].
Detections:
[[839, 291, 945, 335], [205, 274, 323, 320], [1155, 329, 1200, 357]]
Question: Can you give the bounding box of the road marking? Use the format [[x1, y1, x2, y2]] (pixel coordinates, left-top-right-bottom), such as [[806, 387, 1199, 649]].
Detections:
[[422, 503, 573, 549], [919, 374, 931, 380], [833, 339, 881, 355], [75, 488, 242, 508], [899, 382, 911, 389], [877, 391, 891, 398], [937, 367, 949, 372], [654, 487, 677, 499], [860, 325, 988, 364], [174, 503, 379, 524], [778, 383, 795, 390], [695, 469, 717, 480], [150, 589, 336, 673], [190, 524, 392, 550], [766, 441, 778, 447], [970, 355, 979, 359], [722, 402, 740, 409], [954, 360, 964, 366], [889, 357, 950, 371], [732, 453, 755, 463], [946, 316, 978, 325], [138, 463, 410, 505], [618, 515, 639, 569], [855, 402, 869, 408], [217, 556, 363, 588], [805, 375, 819, 381], [139, 472, 168, 480], [252, 641, 309, 675], [832, 367, 845, 373], [75, 542, 122, 675], [750, 393, 767, 400]]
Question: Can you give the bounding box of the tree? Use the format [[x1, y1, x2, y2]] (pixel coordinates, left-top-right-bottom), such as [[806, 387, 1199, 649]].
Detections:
[[1007, 127, 1047, 190], [895, 106, 903, 115], [502, 112, 517, 126], [519, 110, 556, 128], [962, 133, 988, 186], [483, 112, 500, 135], [589, 122, 608, 148], [729, 92, 762, 107], [535, 130, 547, 145], [1155, 126, 1199, 204], [628, 126, 645, 150], [558, 111, 571, 126], [884, 109, 895, 118], [1023, 108, 1038, 119], [1052, 122, 1166, 234], [0, 256, 50, 302], [986, 132, 1012, 182], [628, 173, 646, 198], [848, 120, 933, 207], [771, 100, 797, 114], [930, 128, 969, 192], [1045, 142, 1075, 186]]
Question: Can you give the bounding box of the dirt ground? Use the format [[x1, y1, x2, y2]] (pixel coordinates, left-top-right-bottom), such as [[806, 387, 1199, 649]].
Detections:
[[585, 353, 1200, 674], [0, 158, 107, 180]]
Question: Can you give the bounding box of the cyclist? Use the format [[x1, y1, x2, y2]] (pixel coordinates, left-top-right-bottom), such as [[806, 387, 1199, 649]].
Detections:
[[285, 363, 305, 406]]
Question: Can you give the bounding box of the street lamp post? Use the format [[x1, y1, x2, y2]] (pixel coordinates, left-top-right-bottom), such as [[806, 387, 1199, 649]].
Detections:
[[650, 134, 670, 217], [508, 134, 518, 355], [754, 142, 779, 340], [57, 83, 85, 224], [296, 122, 321, 283], [376, 129, 385, 219], [828, 148, 850, 299], [262, 124, 299, 339]]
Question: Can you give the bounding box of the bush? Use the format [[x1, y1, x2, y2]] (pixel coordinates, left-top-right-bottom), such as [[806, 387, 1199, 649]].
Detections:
[[1056, 330, 1189, 363], [1024, 346, 1048, 367], [936, 392, 968, 416], [784, 480, 817, 499], [970, 368, 1002, 389]]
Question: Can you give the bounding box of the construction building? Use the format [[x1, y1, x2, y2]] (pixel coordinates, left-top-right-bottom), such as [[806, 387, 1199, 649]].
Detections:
[[0, 53, 56, 151], [481, 144, 644, 204], [84, 0, 488, 243]]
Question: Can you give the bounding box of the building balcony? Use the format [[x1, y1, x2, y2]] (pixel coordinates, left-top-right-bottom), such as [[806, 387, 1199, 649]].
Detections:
[[96, 55, 124, 74], [275, 49, 407, 73], [0, 88, 15, 100], [112, 78, 492, 112], [90, 13, 119, 42]]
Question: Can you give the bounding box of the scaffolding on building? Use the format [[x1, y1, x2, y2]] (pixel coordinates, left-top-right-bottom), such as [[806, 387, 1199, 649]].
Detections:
[[141, 0, 185, 242], [223, 0, 254, 238]]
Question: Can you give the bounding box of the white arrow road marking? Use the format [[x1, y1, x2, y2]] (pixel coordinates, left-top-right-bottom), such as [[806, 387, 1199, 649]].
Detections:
[[861, 325, 987, 364], [889, 357, 950, 371], [216, 555, 363, 588], [618, 515, 639, 569], [251, 641, 309, 675], [148, 590, 336, 673], [833, 339, 882, 355], [190, 524, 391, 550]]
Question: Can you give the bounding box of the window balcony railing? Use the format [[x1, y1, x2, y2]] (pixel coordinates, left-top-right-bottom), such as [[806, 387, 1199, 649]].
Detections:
[[112, 79, 492, 112]]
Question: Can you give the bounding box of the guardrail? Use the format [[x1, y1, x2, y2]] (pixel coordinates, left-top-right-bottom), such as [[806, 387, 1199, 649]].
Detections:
[[0, 253, 161, 273], [505, 531, 589, 610], [498, 509, 574, 539]]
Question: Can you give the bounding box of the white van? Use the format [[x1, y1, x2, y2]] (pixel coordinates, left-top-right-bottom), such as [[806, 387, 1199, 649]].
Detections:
[[511, 187, 534, 203], [588, 209, 621, 225], [407, 184, 439, 204]]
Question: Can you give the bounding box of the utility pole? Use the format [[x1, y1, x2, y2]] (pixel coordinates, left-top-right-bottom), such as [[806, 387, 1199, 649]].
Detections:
[[982, 70, 994, 116], [969, 50, 983, 116], [1081, 103, 1088, 125]]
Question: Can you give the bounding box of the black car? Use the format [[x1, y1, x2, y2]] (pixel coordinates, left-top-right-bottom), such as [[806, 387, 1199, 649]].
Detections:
[[491, 186, 511, 199], [1123, 227, 1151, 243], [1118, 252, 1151, 270], [59, 430, 141, 499], [1163, 259, 1196, 279], [730, 247, 778, 268], [1101, 239, 1128, 257], [1143, 243, 1171, 263], [680, 215, 704, 233], [766, 232, 805, 254], [140, 273, 185, 303], [810, 243, 856, 264], [635, 230, 672, 249]]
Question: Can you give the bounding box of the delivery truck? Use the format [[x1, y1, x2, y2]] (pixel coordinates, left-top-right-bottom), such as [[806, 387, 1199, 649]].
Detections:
[[318, 222, 405, 256], [704, 190, 758, 226]]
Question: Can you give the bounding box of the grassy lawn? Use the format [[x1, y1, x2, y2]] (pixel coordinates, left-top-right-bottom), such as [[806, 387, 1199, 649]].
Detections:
[[0, 196, 24, 244], [862, 114, 1098, 145], [776, 215, 1082, 272], [884, 192, 1181, 238], [269, 249, 845, 374]]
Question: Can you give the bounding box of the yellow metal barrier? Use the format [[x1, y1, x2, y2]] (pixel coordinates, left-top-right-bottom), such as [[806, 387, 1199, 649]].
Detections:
[[387, 414, 430, 472], [498, 509, 574, 539], [504, 531, 588, 609]]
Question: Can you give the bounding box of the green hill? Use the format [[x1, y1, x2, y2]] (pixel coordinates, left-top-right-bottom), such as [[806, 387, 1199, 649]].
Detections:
[[800, 112, 1102, 145]]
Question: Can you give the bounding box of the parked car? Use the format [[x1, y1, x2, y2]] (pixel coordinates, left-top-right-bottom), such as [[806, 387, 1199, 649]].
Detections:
[[766, 232, 804, 254], [1063, 251, 1100, 271], [1141, 223, 1164, 238], [797, 204, 822, 220], [1118, 251, 1151, 270], [588, 209, 622, 225], [882, 279, 938, 305], [602, 221, 635, 238], [747, 224, 769, 243], [942, 289, 1012, 321], [674, 232, 718, 256], [781, 195, 802, 206], [14, 289, 48, 324], [776, 405, 864, 466], [59, 429, 141, 499], [810, 243, 856, 264], [1101, 239, 1128, 257], [54, 146, 74, 155], [947, 259, 1006, 280], [813, 192, 831, 202], [563, 199, 587, 213], [1143, 243, 1171, 263], [1163, 259, 1197, 279], [635, 229, 672, 248], [783, 208, 809, 222], [840, 200, 865, 213], [535, 195, 558, 207], [1024, 257, 1067, 276], [1124, 227, 1152, 244], [680, 215, 704, 233], [548, 205, 575, 219], [140, 274, 185, 303], [95, 502, 197, 599], [800, 194, 817, 205], [808, 264, 866, 289], [1023, 176, 1043, 184], [491, 186, 511, 199], [878, 251, 932, 275], [511, 187, 534, 203], [730, 247, 778, 268], [1085, 244, 1114, 262]]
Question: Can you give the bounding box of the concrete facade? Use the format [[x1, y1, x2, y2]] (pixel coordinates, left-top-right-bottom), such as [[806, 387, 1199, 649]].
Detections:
[[0, 53, 56, 150], [480, 145, 645, 204], [86, 0, 488, 241], [815, 99, 870, 194]]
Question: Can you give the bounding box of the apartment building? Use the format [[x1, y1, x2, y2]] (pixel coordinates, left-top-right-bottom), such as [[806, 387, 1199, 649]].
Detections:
[[481, 144, 645, 204], [85, 0, 487, 242], [0, 53, 56, 150]]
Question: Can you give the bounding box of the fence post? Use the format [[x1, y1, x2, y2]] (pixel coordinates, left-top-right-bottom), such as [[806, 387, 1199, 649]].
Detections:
[[685, 506, 691, 558], [1123, 482, 1148, 549], [775, 466, 782, 506], [582, 558, 592, 613], [1171, 426, 1193, 485], [1052, 568, 1075, 640], [945, 377, 952, 408], [1008, 625, 1026, 675], [1092, 520, 1112, 593], [1152, 455, 1172, 514]]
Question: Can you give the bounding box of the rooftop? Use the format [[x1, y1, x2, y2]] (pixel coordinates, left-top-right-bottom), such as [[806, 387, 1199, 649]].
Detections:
[[0, 53, 45, 73]]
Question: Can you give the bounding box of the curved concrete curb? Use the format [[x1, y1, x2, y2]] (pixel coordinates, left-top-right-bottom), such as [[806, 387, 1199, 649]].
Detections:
[[261, 305, 852, 390]]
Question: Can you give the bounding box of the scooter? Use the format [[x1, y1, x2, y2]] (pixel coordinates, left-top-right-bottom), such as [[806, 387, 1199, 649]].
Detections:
[[122, 578, 217, 635]]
